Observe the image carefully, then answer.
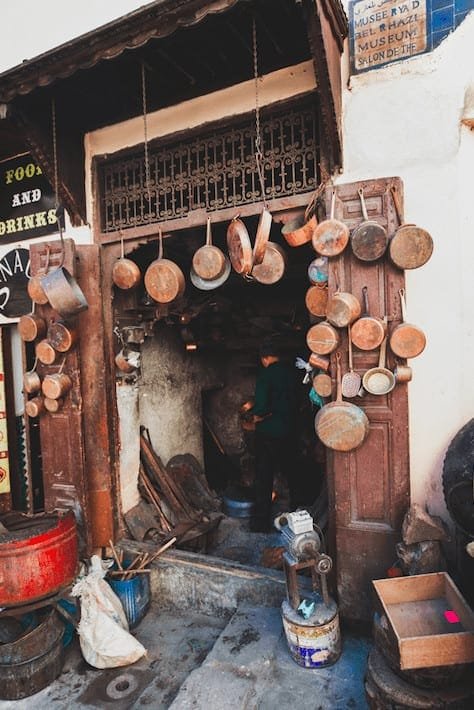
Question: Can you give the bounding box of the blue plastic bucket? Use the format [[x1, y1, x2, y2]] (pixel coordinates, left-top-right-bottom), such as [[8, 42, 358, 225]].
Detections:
[[108, 568, 151, 629]]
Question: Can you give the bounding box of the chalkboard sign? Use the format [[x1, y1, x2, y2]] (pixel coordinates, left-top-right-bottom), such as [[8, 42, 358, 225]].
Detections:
[[0, 153, 63, 243], [0, 247, 32, 321]]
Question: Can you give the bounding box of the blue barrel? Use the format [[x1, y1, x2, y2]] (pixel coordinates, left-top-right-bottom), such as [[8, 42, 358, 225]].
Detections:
[[108, 569, 151, 629]]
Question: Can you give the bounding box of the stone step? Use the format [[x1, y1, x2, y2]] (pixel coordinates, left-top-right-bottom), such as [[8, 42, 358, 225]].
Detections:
[[169, 605, 370, 710]]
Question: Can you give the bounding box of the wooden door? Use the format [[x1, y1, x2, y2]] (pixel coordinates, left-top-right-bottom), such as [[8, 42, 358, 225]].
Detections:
[[29, 240, 114, 552], [326, 177, 410, 622]]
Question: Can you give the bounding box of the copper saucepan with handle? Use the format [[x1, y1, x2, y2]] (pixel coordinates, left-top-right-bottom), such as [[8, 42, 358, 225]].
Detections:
[[314, 352, 369, 452], [27, 246, 51, 306], [193, 217, 227, 281], [389, 288, 426, 359], [312, 189, 349, 257], [389, 186, 433, 270], [351, 187, 388, 262], [144, 227, 186, 304], [227, 216, 253, 276], [112, 230, 141, 290], [350, 286, 386, 351]]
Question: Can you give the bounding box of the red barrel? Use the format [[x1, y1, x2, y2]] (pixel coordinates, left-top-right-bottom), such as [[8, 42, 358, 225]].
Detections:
[[0, 511, 78, 607]]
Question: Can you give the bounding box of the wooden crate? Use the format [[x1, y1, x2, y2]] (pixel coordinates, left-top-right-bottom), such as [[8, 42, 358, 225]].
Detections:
[[373, 572, 474, 670]]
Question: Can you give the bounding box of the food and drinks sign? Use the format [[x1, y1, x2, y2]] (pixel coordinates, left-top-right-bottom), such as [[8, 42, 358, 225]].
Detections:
[[0, 153, 60, 242], [349, 0, 474, 74]]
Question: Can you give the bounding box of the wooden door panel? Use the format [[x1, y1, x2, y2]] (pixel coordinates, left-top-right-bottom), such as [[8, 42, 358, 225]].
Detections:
[[29, 239, 91, 552], [326, 177, 410, 622]]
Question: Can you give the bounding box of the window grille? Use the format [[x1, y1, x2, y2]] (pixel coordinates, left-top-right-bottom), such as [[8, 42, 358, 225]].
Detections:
[[98, 100, 320, 232]]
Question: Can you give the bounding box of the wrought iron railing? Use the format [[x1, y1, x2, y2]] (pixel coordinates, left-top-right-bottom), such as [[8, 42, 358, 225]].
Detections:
[[98, 99, 320, 232]]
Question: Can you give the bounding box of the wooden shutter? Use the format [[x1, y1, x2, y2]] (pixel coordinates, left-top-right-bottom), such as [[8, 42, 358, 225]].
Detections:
[[29, 240, 114, 552], [325, 177, 410, 622]]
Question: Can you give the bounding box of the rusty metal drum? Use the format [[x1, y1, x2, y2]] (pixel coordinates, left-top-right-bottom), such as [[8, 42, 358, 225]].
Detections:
[[0, 511, 78, 607]]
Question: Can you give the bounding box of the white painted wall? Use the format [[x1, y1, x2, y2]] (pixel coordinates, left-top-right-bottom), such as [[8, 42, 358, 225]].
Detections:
[[339, 8, 474, 521]]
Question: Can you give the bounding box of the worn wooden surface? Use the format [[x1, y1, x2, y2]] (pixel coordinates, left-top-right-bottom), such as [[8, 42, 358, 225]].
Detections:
[[326, 176, 409, 623]]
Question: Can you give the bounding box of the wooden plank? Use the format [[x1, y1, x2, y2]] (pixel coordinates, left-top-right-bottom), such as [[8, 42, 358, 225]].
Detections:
[[140, 430, 197, 519], [399, 632, 474, 670], [96, 193, 315, 245], [373, 573, 445, 606], [140, 433, 192, 520], [76, 245, 115, 548]]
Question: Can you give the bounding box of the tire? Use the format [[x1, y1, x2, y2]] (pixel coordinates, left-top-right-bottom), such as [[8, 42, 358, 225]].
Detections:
[[442, 418, 474, 534]]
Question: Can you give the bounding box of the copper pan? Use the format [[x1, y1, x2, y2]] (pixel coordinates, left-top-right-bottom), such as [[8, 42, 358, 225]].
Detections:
[[251, 242, 287, 285], [350, 287, 386, 351], [389, 186, 433, 270], [193, 217, 227, 281], [281, 187, 320, 248], [306, 321, 339, 355], [389, 288, 426, 359], [47, 321, 77, 352], [23, 368, 41, 395], [112, 232, 141, 290], [18, 313, 46, 342], [312, 189, 349, 257], [227, 217, 253, 276], [27, 246, 50, 305], [253, 208, 272, 265], [315, 353, 369, 452], [326, 290, 361, 329], [351, 188, 388, 262], [144, 228, 185, 304]]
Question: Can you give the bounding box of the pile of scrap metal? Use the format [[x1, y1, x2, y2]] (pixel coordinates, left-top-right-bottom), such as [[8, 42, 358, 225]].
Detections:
[[125, 427, 222, 552]]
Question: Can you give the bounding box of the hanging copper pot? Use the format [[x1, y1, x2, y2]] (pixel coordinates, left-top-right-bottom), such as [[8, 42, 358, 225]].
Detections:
[[227, 217, 253, 276], [44, 397, 64, 413], [35, 339, 57, 365], [312, 189, 349, 257], [47, 321, 77, 353], [144, 229, 185, 304], [251, 242, 287, 285], [42, 373, 72, 400], [23, 370, 41, 395], [112, 232, 141, 290], [18, 314, 47, 343], [25, 396, 45, 418], [27, 246, 51, 305], [192, 217, 227, 281]]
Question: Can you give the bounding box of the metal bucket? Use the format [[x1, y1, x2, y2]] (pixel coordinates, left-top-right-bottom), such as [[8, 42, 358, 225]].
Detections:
[[281, 595, 341, 668], [108, 568, 151, 629], [223, 485, 255, 518], [0, 608, 64, 700], [41, 266, 88, 318]]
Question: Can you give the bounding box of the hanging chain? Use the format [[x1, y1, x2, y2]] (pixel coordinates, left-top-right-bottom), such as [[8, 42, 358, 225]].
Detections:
[[51, 98, 59, 209], [141, 61, 153, 220], [252, 17, 267, 208]]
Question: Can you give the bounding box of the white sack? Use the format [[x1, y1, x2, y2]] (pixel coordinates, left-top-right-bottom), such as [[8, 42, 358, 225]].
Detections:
[[71, 555, 146, 669]]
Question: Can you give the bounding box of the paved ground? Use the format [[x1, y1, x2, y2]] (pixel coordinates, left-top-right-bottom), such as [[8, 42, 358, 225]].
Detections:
[[1, 603, 370, 709]]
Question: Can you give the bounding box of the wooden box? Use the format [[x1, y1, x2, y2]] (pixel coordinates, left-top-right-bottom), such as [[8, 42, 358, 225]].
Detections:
[[373, 572, 474, 670]]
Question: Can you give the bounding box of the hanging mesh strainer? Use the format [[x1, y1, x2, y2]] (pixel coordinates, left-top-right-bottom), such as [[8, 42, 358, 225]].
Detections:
[[341, 325, 362, 398]]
